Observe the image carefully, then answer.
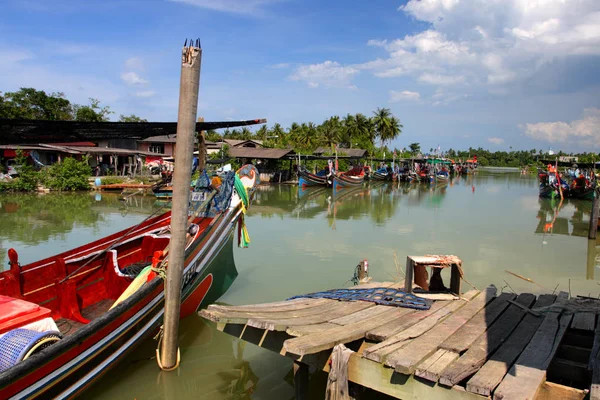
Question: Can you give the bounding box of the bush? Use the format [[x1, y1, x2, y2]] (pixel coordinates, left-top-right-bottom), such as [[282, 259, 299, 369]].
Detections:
[[44, 157, 92, 191], [99, 176, 126, 185]]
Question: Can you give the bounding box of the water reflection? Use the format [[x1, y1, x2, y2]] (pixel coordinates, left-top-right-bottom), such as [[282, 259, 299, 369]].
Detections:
[[85, 317, 293, 399]]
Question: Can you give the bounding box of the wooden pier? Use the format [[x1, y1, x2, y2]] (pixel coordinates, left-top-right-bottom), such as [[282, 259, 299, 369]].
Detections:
[[199, 279, 599, 399]]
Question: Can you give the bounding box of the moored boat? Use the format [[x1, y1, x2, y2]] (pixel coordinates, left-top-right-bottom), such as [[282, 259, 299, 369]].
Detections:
[[332, 166, 365, 191], [0, 165, 259, 399]]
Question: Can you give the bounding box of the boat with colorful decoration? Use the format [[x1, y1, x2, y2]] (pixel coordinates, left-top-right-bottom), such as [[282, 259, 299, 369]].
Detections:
[[0, 165, 259, 399], [332, 165, 365, 191]]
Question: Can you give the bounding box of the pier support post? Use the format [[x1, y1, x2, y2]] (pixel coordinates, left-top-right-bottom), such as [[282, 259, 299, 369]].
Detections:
[[160, 39, 202, 370], [294, 361, 309, 400], [590, 190, 599, 240]]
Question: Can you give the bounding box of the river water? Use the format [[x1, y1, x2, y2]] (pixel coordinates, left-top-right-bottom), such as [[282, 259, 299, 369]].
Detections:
[[1, 173, 598, 399]]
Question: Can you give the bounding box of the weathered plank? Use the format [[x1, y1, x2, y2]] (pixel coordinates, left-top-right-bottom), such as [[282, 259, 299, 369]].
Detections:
[[248, 301, 375, 331], [201, 300, 341, 324], [387, 286, 497, 374], [330, 304, 398, 326], [590, 316, 600, 400], [536, 381, 587, 400], [287, 323, 341, 337], [466, 294, 556, 396], [572, 312, 596, 331], [440, 292, 516, 353], [415, 349, 459, 382], [324, 352, 484, 400], [437, 293, 536, 387], [365, 302, 439, 342], [206, 297, 330, 312], [284, 307, 411, 356], [493, 312, 572, 400], [363, 290, 481, 363]]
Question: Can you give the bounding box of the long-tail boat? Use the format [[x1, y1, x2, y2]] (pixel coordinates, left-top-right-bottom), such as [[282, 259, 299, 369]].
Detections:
[[332, 166, 365, 191], [370, 167, 391, 181], [298, 161, 335, 188], [0, 165, 259, 399]]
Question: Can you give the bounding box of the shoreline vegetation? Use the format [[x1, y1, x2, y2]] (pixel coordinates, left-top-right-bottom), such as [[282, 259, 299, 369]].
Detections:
[[1, 88, 597, 192]]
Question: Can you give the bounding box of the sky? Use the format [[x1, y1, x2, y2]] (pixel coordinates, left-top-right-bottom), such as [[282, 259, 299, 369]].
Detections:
[[0, 0, 599, 153]]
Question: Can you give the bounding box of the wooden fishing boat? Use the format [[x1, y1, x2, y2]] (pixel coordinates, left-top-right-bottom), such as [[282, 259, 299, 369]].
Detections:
[[0, 165, 259, 399], [332, 166, 365, 191], [370, 168, 391, 181], [298, 168, 333, 188]]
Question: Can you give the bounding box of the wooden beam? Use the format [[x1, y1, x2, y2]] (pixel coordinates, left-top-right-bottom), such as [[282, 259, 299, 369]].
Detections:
[[493, 312, 572, 400], [388, 287, 497, 374], [438, 293, 536, 387], [466, 294, 556, 396]]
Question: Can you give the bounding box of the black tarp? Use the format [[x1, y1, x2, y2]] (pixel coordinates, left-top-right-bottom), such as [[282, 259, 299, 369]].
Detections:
[[0, 119, 266, 145]]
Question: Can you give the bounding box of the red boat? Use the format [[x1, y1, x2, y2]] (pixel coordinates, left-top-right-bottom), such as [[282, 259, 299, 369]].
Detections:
[[0, 165, 259, 399], [332, 166, 365, 192]]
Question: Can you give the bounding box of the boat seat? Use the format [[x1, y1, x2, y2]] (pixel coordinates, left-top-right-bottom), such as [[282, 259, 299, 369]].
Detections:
[[0, 296, 52, 334]]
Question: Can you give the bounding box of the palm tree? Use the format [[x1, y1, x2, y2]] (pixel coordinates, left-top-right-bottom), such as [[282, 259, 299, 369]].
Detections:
[[373, 107, 392, 148], [381, 116, 402, 147], [319, 117, 341, 153]]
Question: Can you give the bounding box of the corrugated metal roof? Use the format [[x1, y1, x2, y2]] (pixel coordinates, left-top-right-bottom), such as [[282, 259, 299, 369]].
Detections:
[[229, 147, 294, 159], [140, 135, 178, 143]]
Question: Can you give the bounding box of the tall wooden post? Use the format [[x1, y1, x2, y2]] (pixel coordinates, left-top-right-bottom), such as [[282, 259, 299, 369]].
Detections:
[[197, 116, 206, 172], [160, 39, 202, 370], [590, 190, 600, 240]]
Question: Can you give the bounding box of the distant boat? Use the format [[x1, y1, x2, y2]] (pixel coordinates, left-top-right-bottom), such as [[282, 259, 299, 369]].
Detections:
[[0, 165, 260, 399]]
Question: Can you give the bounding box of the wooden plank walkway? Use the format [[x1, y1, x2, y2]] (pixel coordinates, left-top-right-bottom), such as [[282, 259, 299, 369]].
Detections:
[[199, 282, 595, 400]]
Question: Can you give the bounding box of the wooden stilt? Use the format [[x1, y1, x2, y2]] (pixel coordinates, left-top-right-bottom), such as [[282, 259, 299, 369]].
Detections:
[[590, 191, 599, 240]]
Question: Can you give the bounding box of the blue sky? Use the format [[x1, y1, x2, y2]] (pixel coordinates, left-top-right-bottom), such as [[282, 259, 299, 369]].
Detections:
[[1, 0, 599, 152]]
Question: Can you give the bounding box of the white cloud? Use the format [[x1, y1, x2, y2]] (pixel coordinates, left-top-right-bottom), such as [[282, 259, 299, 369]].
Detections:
[[289, 61, 359, 89], [390, 90, 421, 102], [120, 71, 147, 85], [522, 107, 600, 146], [170, 0, 279, 15], [134, 90, 156, 98], [488, 137, 505, 145], [124, 57, 144, 71], [418, 73, 465, 85], [361, 0, 600, 91]]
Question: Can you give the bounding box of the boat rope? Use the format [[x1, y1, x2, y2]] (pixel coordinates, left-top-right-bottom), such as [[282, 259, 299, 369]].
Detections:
[[154, 325, 181, 371]]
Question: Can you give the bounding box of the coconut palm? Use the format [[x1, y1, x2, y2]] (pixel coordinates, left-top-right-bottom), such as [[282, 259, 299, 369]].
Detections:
[[319, 116, 341, 152]]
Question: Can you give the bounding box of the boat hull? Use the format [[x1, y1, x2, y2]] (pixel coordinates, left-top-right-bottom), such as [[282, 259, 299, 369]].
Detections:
[[370, 171, 390, 181], [0, 213, 239, 400], [0, 165, 259, 399], [332, 174, 364, 190], [298, 169, 331, 188]]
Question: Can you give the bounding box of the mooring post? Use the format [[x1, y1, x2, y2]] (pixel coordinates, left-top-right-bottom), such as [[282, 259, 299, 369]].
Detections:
[[590, 189, 599, 240], [160, 39, 202, 370]]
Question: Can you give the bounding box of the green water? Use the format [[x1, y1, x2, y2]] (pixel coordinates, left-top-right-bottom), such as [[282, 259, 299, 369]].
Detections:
[[1, 173, 598, 399]]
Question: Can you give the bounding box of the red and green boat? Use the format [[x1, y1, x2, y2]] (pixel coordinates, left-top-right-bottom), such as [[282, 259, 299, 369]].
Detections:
[[0, 165, 259, 399]]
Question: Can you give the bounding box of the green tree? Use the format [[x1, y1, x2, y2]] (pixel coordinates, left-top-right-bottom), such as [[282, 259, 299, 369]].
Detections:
[[74, 98, 112, 122], [319, 116, 341, 152], [0, 88, 73, 120], [409, 143, 421, 155], [119, 114, 147, 122]]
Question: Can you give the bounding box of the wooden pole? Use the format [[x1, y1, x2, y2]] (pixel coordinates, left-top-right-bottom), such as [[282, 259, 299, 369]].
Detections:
[[590, 190, 600, 240], [160, 39, 202, 370]]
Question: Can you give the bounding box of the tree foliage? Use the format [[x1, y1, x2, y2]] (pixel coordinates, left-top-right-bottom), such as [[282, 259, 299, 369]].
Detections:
[[119, 114, 147, 122], [74, 98, 112, 122]]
